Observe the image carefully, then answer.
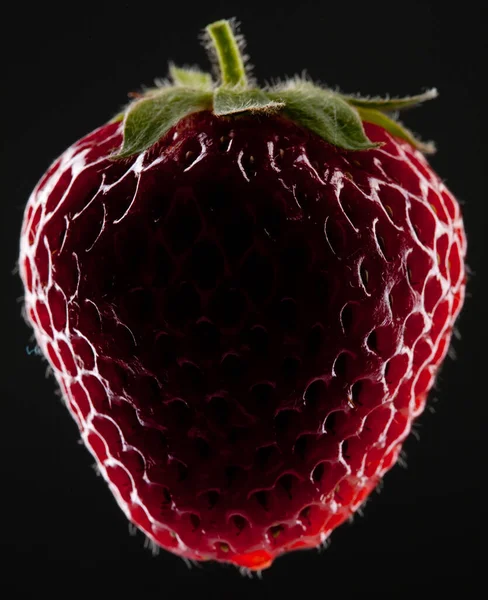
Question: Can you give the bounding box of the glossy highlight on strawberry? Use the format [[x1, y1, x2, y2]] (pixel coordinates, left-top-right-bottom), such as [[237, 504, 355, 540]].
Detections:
[[19, 19, 466, 571]]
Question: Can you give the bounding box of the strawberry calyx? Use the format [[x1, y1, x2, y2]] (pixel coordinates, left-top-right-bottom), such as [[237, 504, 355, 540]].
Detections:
[[112, 18, 437, 159]]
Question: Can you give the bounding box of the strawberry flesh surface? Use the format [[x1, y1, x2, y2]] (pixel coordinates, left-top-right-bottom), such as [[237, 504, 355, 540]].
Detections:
[[20, 111, 466, 569]]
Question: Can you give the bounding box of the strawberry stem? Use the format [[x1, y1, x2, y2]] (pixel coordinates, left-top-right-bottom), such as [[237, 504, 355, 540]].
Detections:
[[206, 19, 248, 88]]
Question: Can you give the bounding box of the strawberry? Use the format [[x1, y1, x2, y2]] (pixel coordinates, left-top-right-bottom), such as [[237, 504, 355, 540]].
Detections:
[[19, 19, 466, 571]]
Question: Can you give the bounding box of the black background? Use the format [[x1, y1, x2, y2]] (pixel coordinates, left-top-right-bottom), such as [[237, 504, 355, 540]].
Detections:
[[2, 0, 487, 597]]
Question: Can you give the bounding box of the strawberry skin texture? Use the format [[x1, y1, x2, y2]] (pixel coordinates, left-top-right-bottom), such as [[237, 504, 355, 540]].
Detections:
[[19, 111, 466, 570]]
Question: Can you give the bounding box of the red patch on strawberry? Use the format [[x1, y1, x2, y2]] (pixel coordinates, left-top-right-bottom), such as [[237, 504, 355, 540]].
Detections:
[[19, 19, 466, 571]]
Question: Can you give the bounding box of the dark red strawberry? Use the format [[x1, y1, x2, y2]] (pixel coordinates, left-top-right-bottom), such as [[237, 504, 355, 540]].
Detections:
[[19, 19, 466, 571]]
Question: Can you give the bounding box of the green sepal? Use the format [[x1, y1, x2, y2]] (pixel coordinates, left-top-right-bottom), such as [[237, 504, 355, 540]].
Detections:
[[113, 87, 213, 158], [357, 106, 436, 153], [109, 111, 125, 124], [169, 64, 213, 90], [268, 82, 379, 151], [341, 88, 438, 112], [213, 87, 284, 116], [109, 19, 440, 160]]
